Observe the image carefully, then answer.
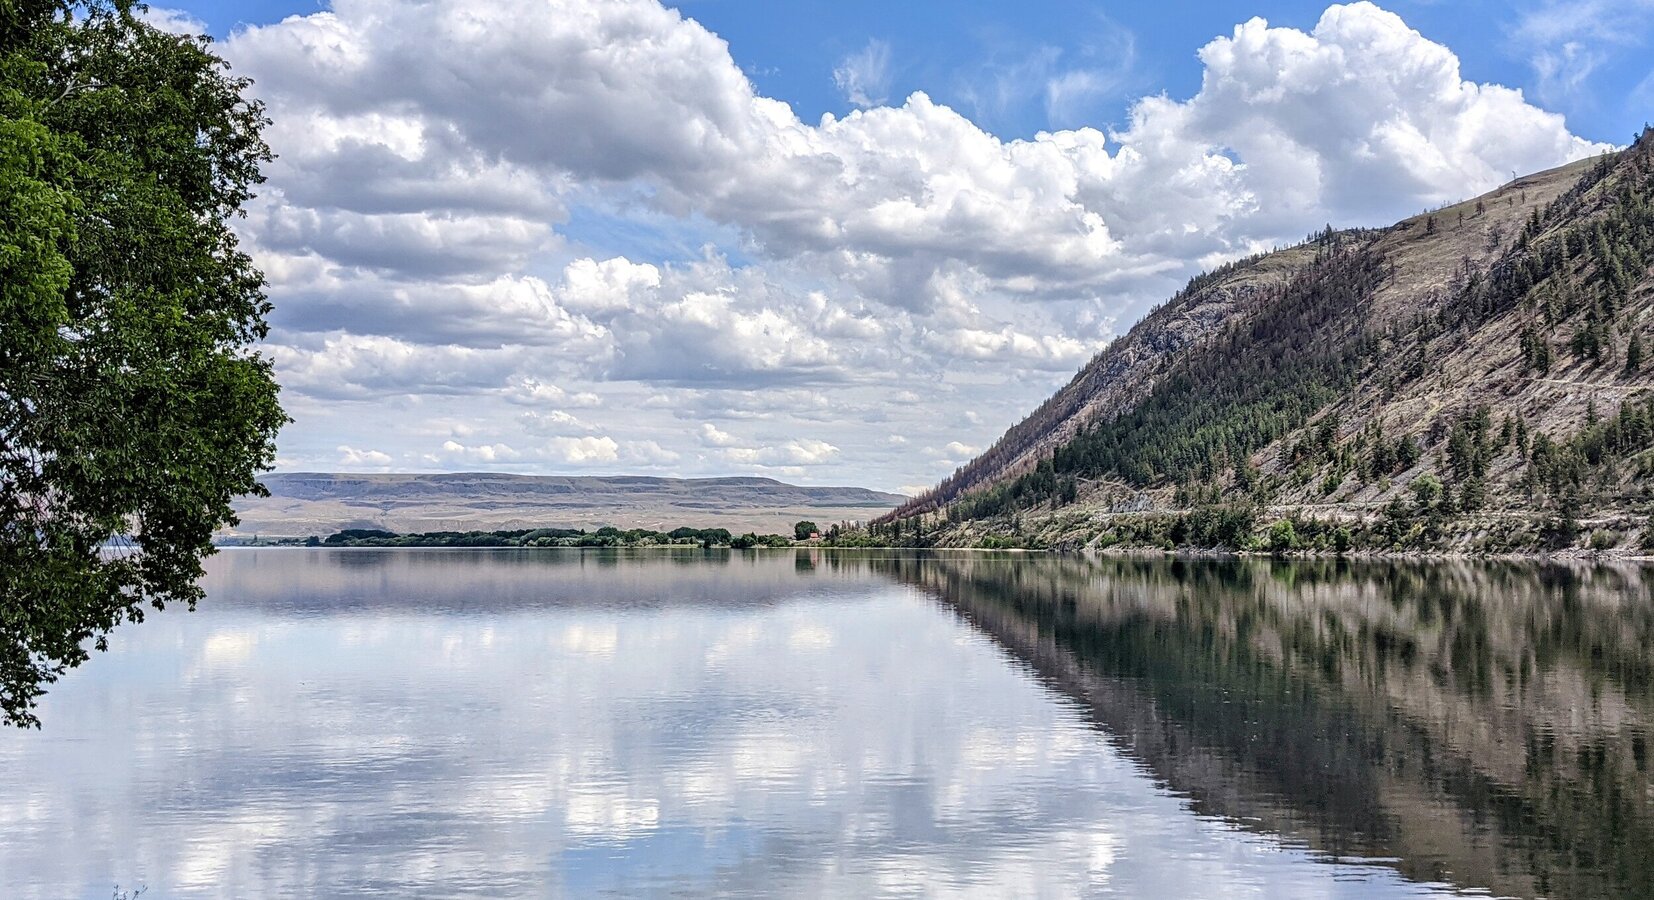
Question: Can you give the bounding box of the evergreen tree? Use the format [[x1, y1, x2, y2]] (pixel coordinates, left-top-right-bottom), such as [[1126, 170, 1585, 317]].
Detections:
[[1396, 435, 1422, 470]]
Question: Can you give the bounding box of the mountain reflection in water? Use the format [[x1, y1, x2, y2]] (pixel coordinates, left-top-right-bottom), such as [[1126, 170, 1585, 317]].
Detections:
[[875, 552, 1654, 900], [2, 548, 1651, 898]]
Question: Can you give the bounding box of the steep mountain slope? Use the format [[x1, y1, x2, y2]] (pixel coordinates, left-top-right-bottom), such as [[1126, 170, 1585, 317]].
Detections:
[[900, 240, 1328, 513], [230, 473, 906, 538], [890, 129, 1654, 553]]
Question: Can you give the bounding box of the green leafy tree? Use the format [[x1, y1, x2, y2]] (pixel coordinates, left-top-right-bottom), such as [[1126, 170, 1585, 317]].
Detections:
[[1267, 519, 1299, 553], [792, 520, 819, 540], [1, 2, 284, 726]]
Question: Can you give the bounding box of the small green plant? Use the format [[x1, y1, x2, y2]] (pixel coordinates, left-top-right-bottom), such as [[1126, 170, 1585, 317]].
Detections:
[[1589, 530, 1621, 551], [1320, 472, 1342, 496]]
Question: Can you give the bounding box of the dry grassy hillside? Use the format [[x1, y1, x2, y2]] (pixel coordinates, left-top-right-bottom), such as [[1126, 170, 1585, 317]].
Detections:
[[1251, 153, 1651, 521], [888, 130, 1654, 554]]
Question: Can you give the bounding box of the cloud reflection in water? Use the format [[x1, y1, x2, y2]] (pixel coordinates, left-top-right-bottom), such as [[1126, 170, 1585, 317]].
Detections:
[[0, 549, 1472, 898]]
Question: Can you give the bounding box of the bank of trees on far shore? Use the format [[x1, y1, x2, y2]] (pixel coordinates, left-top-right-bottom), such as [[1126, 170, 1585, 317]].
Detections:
[[268, 525, 825, 549]]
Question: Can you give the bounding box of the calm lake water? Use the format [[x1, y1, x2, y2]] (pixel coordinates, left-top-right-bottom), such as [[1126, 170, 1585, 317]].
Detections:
[[3, 550, 1653, 898]]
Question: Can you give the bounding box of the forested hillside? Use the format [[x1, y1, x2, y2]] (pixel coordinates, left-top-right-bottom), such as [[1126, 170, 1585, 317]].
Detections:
[[878, 128, 1654, 554]]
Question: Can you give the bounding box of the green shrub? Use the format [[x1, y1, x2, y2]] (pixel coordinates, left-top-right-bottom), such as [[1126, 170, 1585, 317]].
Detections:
[[1589, 529, 1621, 551], [1268, 519, 1300, 553], [1411, 474, 1443, 509], [1333, 526, 1353, 553]]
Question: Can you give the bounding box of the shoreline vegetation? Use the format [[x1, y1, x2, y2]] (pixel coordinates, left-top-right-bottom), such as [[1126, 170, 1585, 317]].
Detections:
[[240, 526, 799, 550], [222, 512, 1654, 561], [222, 519, 848, 550], [838, 500, 1654, 558]]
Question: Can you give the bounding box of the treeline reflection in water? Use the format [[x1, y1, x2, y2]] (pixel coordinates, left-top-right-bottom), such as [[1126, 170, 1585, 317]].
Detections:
[[199, 546, 888, 614], [851, 551, 1654, 900]]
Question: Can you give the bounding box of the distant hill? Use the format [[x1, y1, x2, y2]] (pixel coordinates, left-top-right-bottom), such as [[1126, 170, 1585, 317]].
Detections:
[[886, 128, 1654, 553], [229, 473, 907, 538]]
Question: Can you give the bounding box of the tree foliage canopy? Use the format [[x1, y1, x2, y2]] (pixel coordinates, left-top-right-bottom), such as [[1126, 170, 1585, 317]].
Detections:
[[1, 1, 284, 726]]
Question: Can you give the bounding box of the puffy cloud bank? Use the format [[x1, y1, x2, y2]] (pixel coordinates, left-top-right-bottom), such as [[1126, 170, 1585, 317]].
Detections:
[[220, 0, 1608, 491]]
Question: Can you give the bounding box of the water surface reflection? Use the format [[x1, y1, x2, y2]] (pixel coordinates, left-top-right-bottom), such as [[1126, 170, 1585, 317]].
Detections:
[[2, 549, 1646, 897], [878, 553, 1654, 899]]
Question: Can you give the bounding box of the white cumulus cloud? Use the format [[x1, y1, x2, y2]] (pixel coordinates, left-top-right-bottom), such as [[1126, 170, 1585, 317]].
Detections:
[[138, 6, 206, 35], [222, 0, 1612, 492], [336, 445, 394, 467], [545, 436, 621, 465]]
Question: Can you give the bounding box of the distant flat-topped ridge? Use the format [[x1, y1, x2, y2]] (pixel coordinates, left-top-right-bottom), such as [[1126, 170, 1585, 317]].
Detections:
[[232, 472, 907, 538], [269, 472, 799, 483], [260, 472, 901, 501]]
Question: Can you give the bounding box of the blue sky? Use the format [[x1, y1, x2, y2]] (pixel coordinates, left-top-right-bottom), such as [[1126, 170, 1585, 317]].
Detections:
[[168, 0, 1652, 145], [142, 0, 1647, 492]]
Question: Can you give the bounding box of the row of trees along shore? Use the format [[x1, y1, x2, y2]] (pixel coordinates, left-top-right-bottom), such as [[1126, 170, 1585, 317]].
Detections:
[[276, 521, 837, 549]]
